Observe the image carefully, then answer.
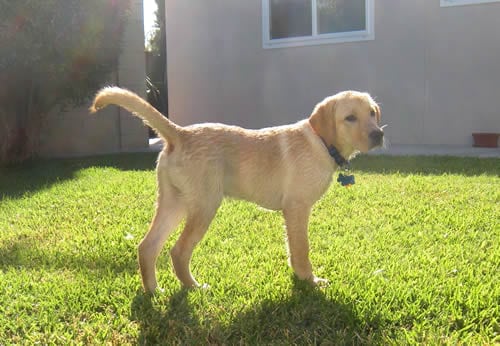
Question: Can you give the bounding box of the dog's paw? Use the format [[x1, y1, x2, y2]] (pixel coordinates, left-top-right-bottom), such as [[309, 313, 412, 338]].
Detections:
[[311, 276, 329, 288], [192, 282, 210, 290], [185, 281, 210, 290], [141, 286, 165, 297]]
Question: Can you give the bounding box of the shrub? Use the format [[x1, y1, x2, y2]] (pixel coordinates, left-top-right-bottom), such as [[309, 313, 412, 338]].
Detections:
[[0, 0, 131, 164]]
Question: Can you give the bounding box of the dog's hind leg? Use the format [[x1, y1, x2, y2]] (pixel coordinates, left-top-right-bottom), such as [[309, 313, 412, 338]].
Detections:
[[138, 183, 185, 293], [170, 200, 221, 288]]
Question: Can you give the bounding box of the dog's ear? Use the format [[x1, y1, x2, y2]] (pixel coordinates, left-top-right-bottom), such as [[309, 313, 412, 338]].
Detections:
[[308, 97, 337, 147]]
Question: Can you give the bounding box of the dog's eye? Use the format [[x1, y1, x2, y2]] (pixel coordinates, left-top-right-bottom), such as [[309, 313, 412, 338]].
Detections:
[[345, 114, 357, 122], [370, 110, 376, 117]]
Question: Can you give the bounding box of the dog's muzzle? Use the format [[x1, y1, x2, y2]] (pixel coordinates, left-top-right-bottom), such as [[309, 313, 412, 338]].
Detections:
[[369, 129, 384, 148]]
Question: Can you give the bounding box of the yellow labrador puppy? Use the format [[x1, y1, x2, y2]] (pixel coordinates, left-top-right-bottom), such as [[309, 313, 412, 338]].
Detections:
[[90, 87, 383, 293]]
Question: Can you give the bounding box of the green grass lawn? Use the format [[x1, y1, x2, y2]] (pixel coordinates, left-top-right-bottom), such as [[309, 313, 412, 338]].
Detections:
[[0, 154, 498, 345]]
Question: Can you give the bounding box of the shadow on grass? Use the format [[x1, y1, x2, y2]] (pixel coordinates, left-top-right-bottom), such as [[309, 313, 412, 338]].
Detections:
[[2, 153, 497, 201], [0, 233, 137, 275], [131, 289, 203, 345], [130, 278, 383, 345], [354, 155, 499, 176], [0, 152, 158, 201]]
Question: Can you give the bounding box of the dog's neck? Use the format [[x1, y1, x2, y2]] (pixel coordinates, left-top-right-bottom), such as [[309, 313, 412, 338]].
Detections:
[[325, 143, 350, 168], [308, 123, 350, 168]]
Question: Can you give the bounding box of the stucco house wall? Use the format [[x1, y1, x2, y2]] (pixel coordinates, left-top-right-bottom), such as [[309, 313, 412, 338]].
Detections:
[[40, 0, 148, 157], [165, 0, 500, 147]]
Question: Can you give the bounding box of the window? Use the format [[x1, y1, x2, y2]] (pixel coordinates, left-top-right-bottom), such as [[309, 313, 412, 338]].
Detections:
[[263, 0, 374, 49], [440, 0, 500, 6]]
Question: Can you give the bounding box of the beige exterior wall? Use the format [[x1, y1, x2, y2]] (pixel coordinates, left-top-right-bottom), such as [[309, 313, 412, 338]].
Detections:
[[165, 1, 500, 146], [40, 0, 148, 157]]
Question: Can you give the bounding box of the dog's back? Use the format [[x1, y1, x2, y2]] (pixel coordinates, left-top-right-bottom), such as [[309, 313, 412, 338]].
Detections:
[[160, 120, 334, 211]]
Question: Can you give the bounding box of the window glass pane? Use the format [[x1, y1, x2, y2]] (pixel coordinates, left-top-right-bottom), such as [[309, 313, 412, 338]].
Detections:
[[270, 0, 312, 39], [317, 0, 366, 34]]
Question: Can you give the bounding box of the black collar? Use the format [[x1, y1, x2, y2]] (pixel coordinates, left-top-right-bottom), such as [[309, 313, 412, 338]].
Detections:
[[316, 136, 350, 168], [314, 133, 355, 186], [309, 124, 350, 168], [326, 144, 350, 168]]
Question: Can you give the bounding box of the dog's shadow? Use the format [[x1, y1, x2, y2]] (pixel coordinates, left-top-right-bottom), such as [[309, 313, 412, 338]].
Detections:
[[130, 278, 382, 345], [131, 288, 199, 344]]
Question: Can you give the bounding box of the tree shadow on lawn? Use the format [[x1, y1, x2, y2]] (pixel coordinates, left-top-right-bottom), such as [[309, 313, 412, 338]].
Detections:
[[0, 233, 137, 276], [2, 153, 497, 202], [130, 279, 384, 345], [354, 155, 499, 177], [0, 152, 158, 201]]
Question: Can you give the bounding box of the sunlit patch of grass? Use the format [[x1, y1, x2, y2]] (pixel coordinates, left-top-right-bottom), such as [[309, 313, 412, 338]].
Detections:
[[0, 154, 498, 344]]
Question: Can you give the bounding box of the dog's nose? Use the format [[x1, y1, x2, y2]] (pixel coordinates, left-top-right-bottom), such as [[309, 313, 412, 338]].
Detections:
[[369, 129, 384, 147]]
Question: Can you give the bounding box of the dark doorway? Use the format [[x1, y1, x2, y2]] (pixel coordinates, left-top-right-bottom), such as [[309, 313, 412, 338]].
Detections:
[[144, 0, 167, 138]]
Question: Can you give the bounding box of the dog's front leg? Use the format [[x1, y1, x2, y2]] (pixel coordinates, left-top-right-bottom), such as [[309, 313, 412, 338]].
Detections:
[[283, 204, 328, 286]]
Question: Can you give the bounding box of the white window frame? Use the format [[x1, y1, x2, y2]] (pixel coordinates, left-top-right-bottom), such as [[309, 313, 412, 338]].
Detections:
[[262, 0, 374, 49], [440, 0, 500, 7]]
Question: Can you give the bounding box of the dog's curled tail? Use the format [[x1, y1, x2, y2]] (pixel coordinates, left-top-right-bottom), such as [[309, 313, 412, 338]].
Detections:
[[90, 86, 180, 143]]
